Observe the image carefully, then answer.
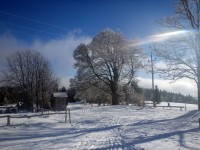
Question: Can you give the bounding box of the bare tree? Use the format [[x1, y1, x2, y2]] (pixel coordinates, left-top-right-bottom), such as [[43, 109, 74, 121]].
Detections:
[[73, 29, 143, 105], [154, 0, 200, 110], [2, 50, 59, 110]]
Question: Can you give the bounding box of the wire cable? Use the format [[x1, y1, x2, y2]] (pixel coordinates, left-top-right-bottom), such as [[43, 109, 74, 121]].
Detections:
[[0, 10, 69, 31], [0, 20, 60, 37]]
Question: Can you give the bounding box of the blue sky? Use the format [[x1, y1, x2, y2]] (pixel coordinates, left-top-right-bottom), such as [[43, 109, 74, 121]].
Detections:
[[0, 0, 196, 96], [0, 0, 175, 40]]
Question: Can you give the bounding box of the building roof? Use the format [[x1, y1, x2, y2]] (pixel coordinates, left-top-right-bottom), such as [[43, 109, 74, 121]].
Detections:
[[53, 92, 68, 98]]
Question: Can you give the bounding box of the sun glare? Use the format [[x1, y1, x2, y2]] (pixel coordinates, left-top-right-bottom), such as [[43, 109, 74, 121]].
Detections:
[[138, 30, 189, 45]]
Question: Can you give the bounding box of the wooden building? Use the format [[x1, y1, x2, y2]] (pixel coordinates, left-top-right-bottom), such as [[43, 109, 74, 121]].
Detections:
[[51, 92, 68, 111]]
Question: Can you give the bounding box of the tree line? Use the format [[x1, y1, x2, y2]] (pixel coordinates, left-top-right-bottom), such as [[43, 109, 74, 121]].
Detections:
[[143, 88, 197, 104]]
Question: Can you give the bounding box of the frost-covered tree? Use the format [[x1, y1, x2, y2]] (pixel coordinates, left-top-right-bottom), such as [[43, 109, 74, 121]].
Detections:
[[73, 29, 143, 105], [154, 0, 200, 110], [122, 81, 144, 106], [2, 50, 59, 110]]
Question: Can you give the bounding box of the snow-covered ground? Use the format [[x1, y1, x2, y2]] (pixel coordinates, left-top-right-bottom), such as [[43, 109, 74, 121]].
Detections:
[[0, 102, 200, 150]]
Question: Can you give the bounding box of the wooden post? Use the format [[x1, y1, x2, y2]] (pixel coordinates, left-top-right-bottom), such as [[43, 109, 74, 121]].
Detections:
[[7, 115, 10, 126], [199, 118, 200, 128], [180, 107, 182, 111], [65, 106, 67, 123], [69, 109, 71, 124]]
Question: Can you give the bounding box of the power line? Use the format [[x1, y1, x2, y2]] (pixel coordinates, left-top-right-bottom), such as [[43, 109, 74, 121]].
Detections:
[[0, 26, 55, 40], [0, 10, 69, 31], [0, 20, 60, 37]]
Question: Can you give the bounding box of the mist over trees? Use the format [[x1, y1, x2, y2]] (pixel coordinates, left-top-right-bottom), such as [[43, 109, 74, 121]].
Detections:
[[72, 29, 144, 105], [154, 0, 200, 110], [1, 50, 59, 110], [143, 88, 197, 104]]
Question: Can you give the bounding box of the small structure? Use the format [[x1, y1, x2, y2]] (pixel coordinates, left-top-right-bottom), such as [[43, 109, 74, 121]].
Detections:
[[51, 92, 68, 111]]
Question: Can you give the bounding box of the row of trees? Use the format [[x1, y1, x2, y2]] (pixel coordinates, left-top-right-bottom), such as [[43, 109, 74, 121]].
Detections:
[[143, 87, 197, 104]]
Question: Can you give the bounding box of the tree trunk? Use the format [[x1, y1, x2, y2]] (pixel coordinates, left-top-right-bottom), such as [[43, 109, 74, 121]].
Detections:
[[112, 92, 119, 105], [197, 40, 200, 111], [110, 81, 119, 105], [111, 66, 119, 105], [197, 62, 200, 110], [198, 70, 200, 110], [198, 85, 200, 110], [196, 31, 200, 110]]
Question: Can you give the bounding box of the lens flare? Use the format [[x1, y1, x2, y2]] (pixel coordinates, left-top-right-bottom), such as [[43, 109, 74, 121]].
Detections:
[[138, 30, 189, 45]]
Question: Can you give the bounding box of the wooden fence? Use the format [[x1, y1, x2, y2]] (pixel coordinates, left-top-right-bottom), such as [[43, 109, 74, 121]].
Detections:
[[156, 106, 185, 111], [0, 109, 71, 126], [145, 102, 186, 111]]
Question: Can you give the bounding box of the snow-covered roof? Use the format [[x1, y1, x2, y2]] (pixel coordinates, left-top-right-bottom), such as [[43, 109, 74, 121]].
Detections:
[[53, 92, 67, 98]]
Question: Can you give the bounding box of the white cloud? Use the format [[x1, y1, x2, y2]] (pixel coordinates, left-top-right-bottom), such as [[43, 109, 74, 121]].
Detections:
[[137, 77, 197, 97], [0, 32, 27, 64], [0, 31, 92, 88], [155, 60, 167, 69], [59, 76, 74, 89], [31, 32, 91, 76]]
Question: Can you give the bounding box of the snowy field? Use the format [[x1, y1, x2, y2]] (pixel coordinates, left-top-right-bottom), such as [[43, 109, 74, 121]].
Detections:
[[0, 102, 200, 150]]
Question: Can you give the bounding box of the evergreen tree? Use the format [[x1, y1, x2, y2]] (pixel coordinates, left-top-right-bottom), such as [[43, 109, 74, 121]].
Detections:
[[143, 88, 197, 104], [154, 85, 161, 104], [67, 87, 76, 102], [59, 86, 67, 92]]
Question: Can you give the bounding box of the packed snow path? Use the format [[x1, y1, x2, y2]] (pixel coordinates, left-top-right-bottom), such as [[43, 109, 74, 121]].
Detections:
[[0, 104, 200, 150]]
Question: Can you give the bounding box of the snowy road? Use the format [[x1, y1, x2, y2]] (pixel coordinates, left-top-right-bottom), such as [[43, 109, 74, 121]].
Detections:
[[0, 103, 200, 150]]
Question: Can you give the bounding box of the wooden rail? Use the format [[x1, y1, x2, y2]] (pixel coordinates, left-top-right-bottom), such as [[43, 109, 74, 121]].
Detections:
[[156, 106, 185, 111], [0, 106, 16, 108], [145, 102, 153, 105], [0, 110, 71, 126]]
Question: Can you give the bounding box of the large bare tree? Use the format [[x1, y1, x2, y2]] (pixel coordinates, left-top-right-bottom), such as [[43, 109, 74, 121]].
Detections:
[[154, 0, 200, 110], [73, 29, 143, 105], [2, 50, 59, 110]]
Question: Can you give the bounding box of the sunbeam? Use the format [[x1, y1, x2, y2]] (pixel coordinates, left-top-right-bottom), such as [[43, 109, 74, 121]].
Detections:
[[138, 30, 189, 45]]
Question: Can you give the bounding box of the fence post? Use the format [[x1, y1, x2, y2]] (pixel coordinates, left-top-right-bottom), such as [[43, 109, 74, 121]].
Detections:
[[185, 103, 187, 111], [199, 118, 200, 128], [65, 106, 67, 123], [7, 115, 10, 126], [180, 107, 182, 111]]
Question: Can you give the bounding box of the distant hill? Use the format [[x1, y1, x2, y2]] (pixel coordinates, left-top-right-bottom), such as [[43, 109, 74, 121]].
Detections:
[[142, 88, 197, 104]]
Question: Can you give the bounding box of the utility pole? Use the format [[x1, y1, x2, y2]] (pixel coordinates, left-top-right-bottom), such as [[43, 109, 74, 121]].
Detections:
[[151, 52, 156, 107]]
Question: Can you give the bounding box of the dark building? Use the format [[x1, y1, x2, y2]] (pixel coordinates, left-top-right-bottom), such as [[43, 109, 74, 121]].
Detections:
[[51, 92, 68, 111]]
